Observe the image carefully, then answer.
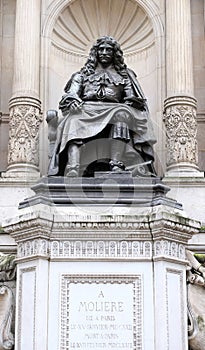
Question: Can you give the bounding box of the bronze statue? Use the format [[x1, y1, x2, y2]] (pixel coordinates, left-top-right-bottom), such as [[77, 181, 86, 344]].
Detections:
[[48, 36, 156, 177]]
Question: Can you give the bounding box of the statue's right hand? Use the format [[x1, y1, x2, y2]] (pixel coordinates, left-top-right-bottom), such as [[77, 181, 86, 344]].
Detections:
[[70, 100, 82, 110]]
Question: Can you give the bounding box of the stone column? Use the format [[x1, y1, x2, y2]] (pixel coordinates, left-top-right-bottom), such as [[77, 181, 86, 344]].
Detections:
[[164, 0, 201, 176], [6, 0, 42, 176]]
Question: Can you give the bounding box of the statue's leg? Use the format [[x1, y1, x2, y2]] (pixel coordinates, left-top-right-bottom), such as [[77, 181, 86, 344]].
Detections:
[[110, 140, 126, 172], [109, 111, 130, 172], [65, 143, 80, 177]]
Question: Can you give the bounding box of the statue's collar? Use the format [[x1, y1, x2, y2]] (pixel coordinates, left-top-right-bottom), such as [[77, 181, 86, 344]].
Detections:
[[84, 66, 125, 85]]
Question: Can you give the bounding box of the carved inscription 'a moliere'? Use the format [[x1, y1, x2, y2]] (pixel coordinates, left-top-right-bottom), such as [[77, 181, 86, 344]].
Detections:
[[60, 275, 142, 350]]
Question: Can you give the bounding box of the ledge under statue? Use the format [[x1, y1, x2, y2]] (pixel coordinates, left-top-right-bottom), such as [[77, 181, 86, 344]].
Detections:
[[47, 36, 156, 178]]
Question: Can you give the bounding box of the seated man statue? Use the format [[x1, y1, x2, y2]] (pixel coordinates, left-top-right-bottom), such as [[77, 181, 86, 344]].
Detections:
[[48, 36, 156, 177]]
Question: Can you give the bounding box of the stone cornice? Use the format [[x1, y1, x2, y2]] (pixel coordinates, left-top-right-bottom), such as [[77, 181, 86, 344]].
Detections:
[[2, 204, 199, 263], [3, 205, 199, 241]]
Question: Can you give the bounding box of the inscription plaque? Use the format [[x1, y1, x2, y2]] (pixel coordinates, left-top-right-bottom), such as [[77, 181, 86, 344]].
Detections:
[[60, 275, 142, 350]]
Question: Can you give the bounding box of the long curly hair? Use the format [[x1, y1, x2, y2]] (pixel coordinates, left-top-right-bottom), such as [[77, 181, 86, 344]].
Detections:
[[81, 36, 128, 78]]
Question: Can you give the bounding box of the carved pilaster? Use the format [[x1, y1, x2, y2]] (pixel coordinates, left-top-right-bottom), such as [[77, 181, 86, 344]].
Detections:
[[164, 96, 199, 173], [7, 97, 42, 173]]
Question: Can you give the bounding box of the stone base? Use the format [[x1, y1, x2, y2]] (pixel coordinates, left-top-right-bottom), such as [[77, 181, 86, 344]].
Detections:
[[3, 203, 200, 350], [19, 173, 182, 209]]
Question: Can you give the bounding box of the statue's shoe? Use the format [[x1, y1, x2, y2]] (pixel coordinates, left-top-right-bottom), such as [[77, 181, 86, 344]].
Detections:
[[65, 165, 79, 177], [109, 159, 125, 172]]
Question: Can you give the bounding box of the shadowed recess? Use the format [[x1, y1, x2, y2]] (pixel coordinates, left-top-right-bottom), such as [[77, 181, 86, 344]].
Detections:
[[52, 0, 154, 55]]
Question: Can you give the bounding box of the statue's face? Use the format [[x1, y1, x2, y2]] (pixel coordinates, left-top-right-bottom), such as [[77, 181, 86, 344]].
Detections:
[[97, 42, 114, 66]]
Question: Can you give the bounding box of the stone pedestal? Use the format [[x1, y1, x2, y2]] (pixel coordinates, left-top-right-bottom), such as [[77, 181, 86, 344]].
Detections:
[[3, 202, 199, 350]]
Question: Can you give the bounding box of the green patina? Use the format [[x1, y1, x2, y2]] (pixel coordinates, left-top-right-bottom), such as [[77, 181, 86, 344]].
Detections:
[[0, 253, 16, 271], [194, 253, 205, 264]]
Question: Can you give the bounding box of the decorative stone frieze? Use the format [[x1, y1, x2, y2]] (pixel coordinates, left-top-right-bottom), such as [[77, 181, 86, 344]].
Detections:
[[50, 240, 152, 260], [154, 240, 186, 261], [14, 239, 187, 262], [17, 239, 49, 259], [7, 97, 42, 173], [164, 96, 198, 171], [51, 239, 186, 261]]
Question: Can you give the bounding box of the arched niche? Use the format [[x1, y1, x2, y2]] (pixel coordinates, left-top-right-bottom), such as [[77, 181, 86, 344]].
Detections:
[[41, 0, 165, 175]]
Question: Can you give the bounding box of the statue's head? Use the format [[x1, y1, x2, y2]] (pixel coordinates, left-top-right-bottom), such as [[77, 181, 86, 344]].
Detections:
[[82, 36, 127, 76]]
